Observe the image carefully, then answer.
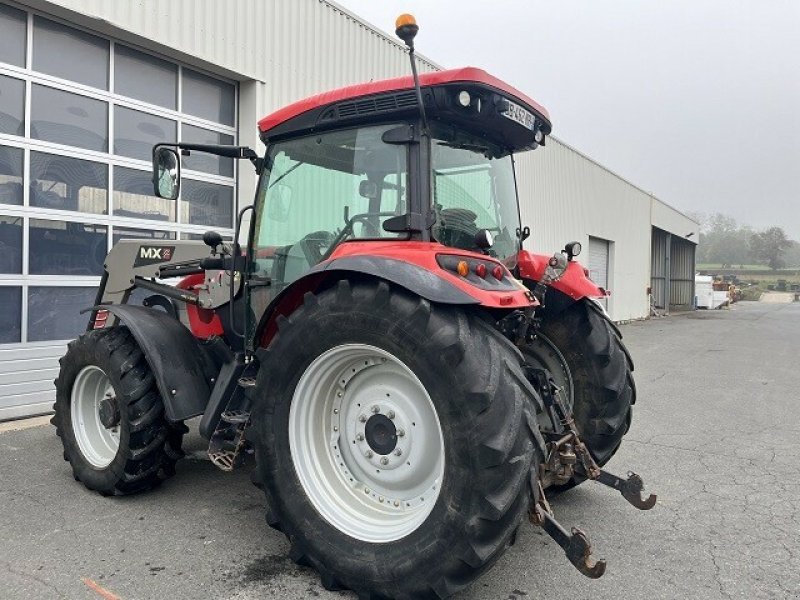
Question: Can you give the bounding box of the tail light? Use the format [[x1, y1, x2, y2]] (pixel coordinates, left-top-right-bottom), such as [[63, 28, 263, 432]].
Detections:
[[436, 254, 517, 291], [492, 265, 504, 280], [93, 309, 109, 329]]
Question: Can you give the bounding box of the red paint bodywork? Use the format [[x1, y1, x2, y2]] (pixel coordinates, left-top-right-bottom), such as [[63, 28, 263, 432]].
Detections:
[[327, 240, 534, 309], [176, 273, 225, 339], [517, 250, 606, 300], [258, 67, 551, 137], [180, 246, 603, 343]]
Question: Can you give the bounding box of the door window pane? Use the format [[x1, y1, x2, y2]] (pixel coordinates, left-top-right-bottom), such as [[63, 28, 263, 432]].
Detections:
[[182, 69, 235, 126], [0, 4, 26, 68], [114, 45, 177, 109], [28, 286, 97, 342], [0, 75, 25, 136], [0, 145, 23, 206], [31, 85, 108, 152], [29, 219, 107, 276], [181, 179, 233, 228], [30, 152, 107, 214], [0, 214, 23, 273], [0, 286, 22, 343], [113, 166, 175, 221], [114, 106, 175, 161], [113, 227, 175, 245], [182, 124, 235, 177], [32, 16, 109, 89]]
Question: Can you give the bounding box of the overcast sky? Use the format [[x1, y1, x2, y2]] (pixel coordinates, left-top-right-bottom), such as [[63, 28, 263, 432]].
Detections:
[[335, 1, 800, 238]]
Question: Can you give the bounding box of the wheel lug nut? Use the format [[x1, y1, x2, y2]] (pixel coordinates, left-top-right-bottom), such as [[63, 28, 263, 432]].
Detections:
[[397, 429, 405, 437], [387, 410, 395, 419], [364, 488, 370, 494], [380, 457, 389, 466], [365, 450, 373, 458], [379, 496, 385, 503], [359, 414, 367, 423], [356, 433, 364, 441], [333, 408, 339, 414], [371, 405, 380, 414], [333, 426, 338, 432], [394, 448, 402, 456]]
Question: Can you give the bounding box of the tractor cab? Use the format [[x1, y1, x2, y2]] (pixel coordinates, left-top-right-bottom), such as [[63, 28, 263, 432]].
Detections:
[[251, 67, 552, 296]]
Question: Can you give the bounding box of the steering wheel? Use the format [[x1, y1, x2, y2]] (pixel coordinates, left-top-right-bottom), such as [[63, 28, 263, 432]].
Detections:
[[435, 208, 479, 250], [297, 230, 336, 265]]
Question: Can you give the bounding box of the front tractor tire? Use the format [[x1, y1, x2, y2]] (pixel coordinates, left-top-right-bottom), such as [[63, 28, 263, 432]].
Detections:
[[524, 300, 635, 488], [249, 281, 544, 599], [53, 327, 185, 495]]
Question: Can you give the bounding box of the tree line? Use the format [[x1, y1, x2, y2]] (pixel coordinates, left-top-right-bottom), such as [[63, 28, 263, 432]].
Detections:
[[689, 212, 800, 270]]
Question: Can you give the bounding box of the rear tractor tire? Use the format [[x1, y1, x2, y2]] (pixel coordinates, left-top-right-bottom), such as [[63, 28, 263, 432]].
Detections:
[[249, 281, 544, 599], [53, 326, 185, 495], [523, 299, 635, 489]]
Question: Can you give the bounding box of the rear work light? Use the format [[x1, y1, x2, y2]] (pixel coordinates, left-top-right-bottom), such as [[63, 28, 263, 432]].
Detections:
[[436, 254, 519, 292]]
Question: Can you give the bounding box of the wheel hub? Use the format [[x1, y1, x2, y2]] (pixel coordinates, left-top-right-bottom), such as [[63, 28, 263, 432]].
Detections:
[[98, 394, 120, 429], [70, 365, 121, 469], [364, 413, 397, 455]]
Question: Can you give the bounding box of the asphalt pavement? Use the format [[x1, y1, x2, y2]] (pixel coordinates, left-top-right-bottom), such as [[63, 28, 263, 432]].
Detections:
[[1, 301, 799, 600]]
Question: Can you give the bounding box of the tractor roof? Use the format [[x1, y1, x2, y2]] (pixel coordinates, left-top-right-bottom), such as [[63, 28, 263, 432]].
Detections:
[[258, 67, 551, 146]]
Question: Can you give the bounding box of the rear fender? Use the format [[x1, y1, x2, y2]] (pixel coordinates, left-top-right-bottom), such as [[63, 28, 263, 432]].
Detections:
[[255, 256, 480, 347], [85, 304, 212, 421]]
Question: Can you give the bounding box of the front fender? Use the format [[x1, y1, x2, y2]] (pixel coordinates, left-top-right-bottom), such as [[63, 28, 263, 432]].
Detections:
[[85, 304, 211, 421], [518, 250, 606, 315], [518, 250, 605, 299]]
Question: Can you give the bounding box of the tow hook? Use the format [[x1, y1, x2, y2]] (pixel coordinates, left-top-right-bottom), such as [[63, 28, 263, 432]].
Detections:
[[526, 366, 657, 578]]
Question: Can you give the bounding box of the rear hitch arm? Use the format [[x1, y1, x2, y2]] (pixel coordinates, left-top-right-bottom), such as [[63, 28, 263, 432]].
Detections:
[[529, 483, 606, 579], [590, 469, 657, 511]]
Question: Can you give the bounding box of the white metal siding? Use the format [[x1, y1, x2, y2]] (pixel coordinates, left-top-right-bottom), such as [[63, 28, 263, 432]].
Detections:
[[0, 343, 61, 419]]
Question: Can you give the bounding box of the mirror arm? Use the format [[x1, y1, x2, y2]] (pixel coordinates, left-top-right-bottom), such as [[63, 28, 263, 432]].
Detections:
[[175, 142, 258, 160]]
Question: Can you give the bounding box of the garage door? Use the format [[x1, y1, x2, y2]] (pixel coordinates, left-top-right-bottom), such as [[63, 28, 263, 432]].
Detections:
[[0, 5, 237, 420], [588, 236, 610, 306]]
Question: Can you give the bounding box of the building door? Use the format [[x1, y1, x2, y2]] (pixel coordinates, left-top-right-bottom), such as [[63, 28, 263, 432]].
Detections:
[[0, 5, 237, 420], [588, 236, 610, 307]]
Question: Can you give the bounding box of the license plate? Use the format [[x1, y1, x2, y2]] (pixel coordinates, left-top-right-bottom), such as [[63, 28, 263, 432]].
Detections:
[[501, 99, 536, 130]]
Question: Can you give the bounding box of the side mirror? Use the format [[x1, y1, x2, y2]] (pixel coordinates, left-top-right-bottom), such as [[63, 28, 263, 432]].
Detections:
[[152, 146, 181, 200]]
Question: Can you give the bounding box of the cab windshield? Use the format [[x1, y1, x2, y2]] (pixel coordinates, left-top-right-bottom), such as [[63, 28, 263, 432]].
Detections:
[[431, 128, 521, 266], [252, 124, 407, 291]]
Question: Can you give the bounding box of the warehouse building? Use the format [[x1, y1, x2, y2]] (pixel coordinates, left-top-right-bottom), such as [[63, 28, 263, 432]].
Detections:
[[0, 0, 697, 420]]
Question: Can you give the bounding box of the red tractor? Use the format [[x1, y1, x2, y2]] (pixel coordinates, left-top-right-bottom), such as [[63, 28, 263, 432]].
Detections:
[[53, 15, 653, 599]]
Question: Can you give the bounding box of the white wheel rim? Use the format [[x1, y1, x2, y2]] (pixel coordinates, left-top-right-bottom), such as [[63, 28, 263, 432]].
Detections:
[[289, 344, 445, 543], [70, 365, 120, 468]]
